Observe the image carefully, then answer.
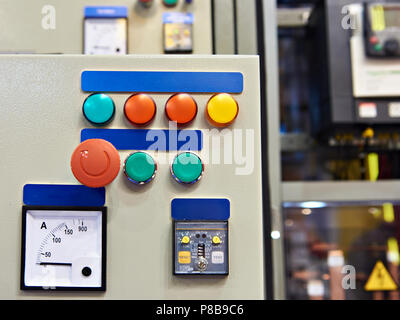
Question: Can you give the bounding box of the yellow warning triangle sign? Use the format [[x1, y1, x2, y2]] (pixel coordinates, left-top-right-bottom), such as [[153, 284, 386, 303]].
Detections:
[[365, 261, 398, 291]]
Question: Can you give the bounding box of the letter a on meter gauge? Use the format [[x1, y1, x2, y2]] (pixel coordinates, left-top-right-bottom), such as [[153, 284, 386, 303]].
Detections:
[[21, 206, 106, 290]]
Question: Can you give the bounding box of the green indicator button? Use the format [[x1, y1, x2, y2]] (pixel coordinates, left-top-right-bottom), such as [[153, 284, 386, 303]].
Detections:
[[163, 0, 178, 7], [83, 93, 115, 125], [172, 152, 204, 184], [124, 152, 156, 184], [374, 44, 383, 51]]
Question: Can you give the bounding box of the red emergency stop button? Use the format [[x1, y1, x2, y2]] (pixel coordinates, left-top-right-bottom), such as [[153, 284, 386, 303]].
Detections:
[[165, 93, 197, 126], [71, 139, 120, 188]]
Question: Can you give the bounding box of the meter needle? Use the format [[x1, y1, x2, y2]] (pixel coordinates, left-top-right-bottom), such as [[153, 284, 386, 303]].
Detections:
[[39, 262, 72, 266]]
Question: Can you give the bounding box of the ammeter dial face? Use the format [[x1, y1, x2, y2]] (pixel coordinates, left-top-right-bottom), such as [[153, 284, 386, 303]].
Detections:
[[21, 206, 106, 291], [84, 18, 127, 55]]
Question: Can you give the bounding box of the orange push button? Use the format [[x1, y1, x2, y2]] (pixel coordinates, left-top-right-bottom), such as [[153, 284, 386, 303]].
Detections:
[[165, 93, 197, 126], [124, 94, 156, 126], [206, 93, 239, 127], [71, 139, 120, 188]]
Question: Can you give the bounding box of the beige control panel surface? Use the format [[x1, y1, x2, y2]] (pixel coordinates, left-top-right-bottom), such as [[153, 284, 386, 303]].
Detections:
[[0, 55, 264, 299], [0, 0, 212, 54]]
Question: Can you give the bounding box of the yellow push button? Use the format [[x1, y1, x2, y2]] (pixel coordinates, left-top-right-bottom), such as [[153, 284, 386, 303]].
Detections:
[[212, 236, 221, 244], [206, 93, 239, 127], [178, 251, 191, 264], [181, 236, 190, 244]]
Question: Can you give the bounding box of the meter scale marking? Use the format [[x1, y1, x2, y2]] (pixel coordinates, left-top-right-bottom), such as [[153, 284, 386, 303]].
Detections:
[[36, 222, 67, 264]]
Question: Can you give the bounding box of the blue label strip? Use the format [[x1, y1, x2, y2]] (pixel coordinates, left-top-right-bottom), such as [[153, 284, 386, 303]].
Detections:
[[81, 129, 203, 151], [81, 71, 243, 93], [163, 12, 194, 24], [171, 199, 230, 221], [84, 6, 128, 18], [23, 184, 106, 207]]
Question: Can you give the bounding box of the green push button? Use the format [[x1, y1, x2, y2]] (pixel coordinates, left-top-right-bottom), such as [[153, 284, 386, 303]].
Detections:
[[171, 152, 203, 184], [83, 93, 115, 125], [374, 43, 383, 52], [163, 0, 178, 7], [124, 152, 157, 184]]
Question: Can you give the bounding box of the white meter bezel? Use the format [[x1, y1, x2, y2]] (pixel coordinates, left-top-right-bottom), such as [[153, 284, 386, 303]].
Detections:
[[83, 18, 128, 55]]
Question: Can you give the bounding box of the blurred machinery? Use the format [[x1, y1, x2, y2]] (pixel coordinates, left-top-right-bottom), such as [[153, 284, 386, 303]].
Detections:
[[279, 0, 400, 181], [283, 200, 400, 300], [277, 0, 400, 300]]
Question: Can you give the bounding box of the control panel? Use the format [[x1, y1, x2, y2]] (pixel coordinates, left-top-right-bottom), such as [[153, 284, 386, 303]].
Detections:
[[163, 12, 193, 53], [365, 3, 400, 58], [328, 2, 400, 124], [0, 55, 264, 299], [174, 221, 229, 275], [309, 1, 400, 126], [0, 0, 212, 54], [350, 3, 400, 102]]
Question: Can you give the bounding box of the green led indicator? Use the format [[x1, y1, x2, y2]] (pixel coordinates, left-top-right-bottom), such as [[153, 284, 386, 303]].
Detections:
[[163, 0, 178, 7], [124, 152, 156, 184], [172, 152, 203, 184]]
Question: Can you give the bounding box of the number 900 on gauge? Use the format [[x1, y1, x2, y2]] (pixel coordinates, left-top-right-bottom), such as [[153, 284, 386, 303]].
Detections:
[[21, 206, 106, 291]]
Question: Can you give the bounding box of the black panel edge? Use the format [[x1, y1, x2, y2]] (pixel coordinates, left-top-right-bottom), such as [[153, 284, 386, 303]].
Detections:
[[233, 0, 239, 54], [211, 0, 216, 54], [255, 0, 274, 300]]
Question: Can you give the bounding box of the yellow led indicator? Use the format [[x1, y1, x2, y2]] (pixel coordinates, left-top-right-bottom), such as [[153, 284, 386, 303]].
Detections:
[[181, 236, 190, 244], [166, 38, 175, 48], [387, 238, 400, 266], [212, 236, 221, 244], [178, 251, 191, 264], [206, 93, 239, 127], [371, 5, 386, 32], [364, 261, 398, 291], [362, 127, 374, 139], [366, 153, 379, 182], [383, 203, 395, 223]]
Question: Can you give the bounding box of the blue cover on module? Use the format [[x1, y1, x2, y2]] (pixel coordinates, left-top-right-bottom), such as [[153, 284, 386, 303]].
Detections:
[[163, 12, 194, 24], [81, 128, 203, 151], [23, 184, 106, 206], [171, 199, 230, 221], [84, 6, 128, 18], [81, 71, 243, 93]]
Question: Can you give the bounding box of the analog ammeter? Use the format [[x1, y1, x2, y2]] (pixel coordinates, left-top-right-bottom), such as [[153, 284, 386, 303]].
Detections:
[[83, 6, 128, 55], [21, 206, 106, 291]]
